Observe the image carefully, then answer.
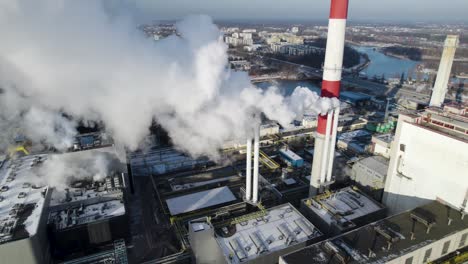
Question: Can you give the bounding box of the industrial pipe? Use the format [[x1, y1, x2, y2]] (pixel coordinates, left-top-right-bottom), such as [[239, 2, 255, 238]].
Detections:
[[252, 125, 260, 203], [320, 111, 333, 185], [326, 107, 340, 183], [310, 0, 348, 196]]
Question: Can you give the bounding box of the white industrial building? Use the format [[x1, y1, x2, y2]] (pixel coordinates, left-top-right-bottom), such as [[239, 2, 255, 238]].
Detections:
[[370, 133, 393, 158], [351, 156, 389, 201], [383, 106, 468, 214]]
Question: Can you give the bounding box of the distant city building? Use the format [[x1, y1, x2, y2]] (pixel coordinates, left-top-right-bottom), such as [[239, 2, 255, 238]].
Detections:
[[384, 106, 468, 214], [242, 29, 257, 33], [225, 34, 253, 47], [291, 27, 299, 34]]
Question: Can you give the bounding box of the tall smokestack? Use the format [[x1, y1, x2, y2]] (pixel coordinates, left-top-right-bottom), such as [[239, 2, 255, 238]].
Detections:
[[310, 0, 348, 196], [252, 125, 260, 204], [246, 138, 252, 201], [430, 35, 459, 107]]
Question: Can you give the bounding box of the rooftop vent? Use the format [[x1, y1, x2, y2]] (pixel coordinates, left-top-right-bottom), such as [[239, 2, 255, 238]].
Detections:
[[410, 208, 436, 234]]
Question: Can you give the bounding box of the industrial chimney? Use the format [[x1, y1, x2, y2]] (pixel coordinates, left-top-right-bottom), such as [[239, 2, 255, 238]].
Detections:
[[430, 35, 459, 107], [245, 124, 260, 204], [309, 0, 348, 196]]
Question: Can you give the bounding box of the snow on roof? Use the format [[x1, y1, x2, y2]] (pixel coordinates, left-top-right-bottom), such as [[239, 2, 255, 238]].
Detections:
[[338, 130, 371, 143], [166, 186, 236, 215], [48, 199, 125, 230], [49, 175, 124, 207], [304, 187, 384, 226], [279, 149, 303, 162], [214, 204, 322, 264], [0, 155, 49, 244]]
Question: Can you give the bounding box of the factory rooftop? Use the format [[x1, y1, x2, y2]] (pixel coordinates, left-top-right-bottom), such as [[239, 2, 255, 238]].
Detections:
[[48, 199, 125, 230], [49, 174, 125, 207], [0, 155, 49, 244], [71, 132, 114, 152], [420, 108, 468, 142], [129, 146, 211, 176], [302, 187, 385, 229], [372, 133, 394, 144], [166, 186, 237, 216], [281, 201, 468, 264], [212, 203, 322, 264]]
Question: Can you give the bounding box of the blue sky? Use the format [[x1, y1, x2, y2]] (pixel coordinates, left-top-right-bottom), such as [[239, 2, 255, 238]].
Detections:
[[131, 0, 468, 22]]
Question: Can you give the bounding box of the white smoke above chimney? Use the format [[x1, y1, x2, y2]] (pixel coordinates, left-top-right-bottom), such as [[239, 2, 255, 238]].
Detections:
[[0, 0, 338, 162]]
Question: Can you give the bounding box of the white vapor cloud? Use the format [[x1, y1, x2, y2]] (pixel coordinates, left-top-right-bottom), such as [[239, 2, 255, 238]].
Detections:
[[25, 151, 118, 191], [0, 0, 337, 160]]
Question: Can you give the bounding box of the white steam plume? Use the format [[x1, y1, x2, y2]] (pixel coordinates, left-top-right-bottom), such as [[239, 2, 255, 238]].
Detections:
[[0, 0, 338, 159], [25, 151, 118, 191]]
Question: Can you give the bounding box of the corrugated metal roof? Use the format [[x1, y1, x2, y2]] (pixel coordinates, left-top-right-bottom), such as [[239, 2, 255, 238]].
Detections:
[[166, 186, 236, 215]]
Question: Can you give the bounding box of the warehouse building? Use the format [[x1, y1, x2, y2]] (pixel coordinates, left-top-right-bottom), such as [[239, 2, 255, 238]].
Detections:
[[279, 149, 304, 168]]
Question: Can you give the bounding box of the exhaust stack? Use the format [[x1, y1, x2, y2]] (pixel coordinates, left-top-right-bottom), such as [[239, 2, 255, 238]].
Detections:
[[429, 35, 459, 107], [252, 125, 260, 204], [246, 138, 252, 201], [245, 125, 260, 204], [309, 0, 348, 196]]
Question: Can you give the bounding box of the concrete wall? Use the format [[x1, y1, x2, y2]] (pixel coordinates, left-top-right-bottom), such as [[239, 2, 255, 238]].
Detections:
[[383, 115, 468, 214], [188, 221, 225, 264], [373, 143, 391, 158], [386, 227, 468, 264], [351, 161, 386, 190]]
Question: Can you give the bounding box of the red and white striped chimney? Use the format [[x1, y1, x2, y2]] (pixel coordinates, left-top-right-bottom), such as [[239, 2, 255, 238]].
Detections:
[[310, 0, 348, 196]]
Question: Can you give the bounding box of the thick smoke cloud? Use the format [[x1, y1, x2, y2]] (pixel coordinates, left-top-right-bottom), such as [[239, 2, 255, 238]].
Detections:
[[0, 0, 338, 159], [25, 151, 119, 191]]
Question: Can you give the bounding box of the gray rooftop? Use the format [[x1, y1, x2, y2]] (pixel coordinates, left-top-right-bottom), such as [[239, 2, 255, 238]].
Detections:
[[48, 199, 125, 230], [166, 186, 237, 216], [303, 187, 385, 226], [281, 201, 468, 264], [213, 204, 322, 264], [357, 156, 389, 177], [0, 155, 49, 244]]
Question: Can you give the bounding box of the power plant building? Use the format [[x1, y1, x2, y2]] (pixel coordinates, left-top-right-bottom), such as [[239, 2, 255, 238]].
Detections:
[[0, 155, 52, 264], [383, 106, 468, 214], [189, 203, 323, 264], [300, 186, 386, 236]]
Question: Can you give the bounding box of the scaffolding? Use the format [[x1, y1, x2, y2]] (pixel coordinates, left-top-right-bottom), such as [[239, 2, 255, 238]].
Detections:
[[259, 150, 280, 170]]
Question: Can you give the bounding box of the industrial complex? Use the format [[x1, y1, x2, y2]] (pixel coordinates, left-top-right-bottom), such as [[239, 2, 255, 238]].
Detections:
[[0, 0, 467, 264]]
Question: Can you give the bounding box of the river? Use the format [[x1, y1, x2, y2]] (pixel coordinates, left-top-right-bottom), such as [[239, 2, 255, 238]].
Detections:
[[353, 45, 419, 79], [256, 45, 422, 92]]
